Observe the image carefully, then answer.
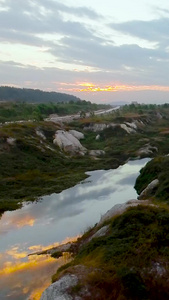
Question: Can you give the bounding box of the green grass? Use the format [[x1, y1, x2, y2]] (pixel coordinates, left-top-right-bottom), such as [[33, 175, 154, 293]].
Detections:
[[54, 205, 169, 299], [135, 156, 169, 202], [1, 105, 169, 213]]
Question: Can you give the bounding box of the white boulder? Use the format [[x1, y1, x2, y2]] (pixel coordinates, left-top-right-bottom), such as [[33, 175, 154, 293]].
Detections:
[[36, 129, 46, 140], [125, 122, 137, 130], [88, 225, 109, 242], [138, 179, 159, 200], [53, 130, 86, 154], [6, 137, 16, 145], [89, 150, 105, 156], [137, 144, 158, 156], [97, 199, 151, 226], [120, 124, 135, 134], [68, 130, 84, 140], [40, 274, 78, 300]]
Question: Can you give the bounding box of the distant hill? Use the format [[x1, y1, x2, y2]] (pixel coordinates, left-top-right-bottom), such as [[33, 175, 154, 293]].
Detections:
[[0, 86, 81, 103]]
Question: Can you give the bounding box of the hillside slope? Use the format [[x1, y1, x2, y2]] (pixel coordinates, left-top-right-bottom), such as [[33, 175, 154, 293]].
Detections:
[[0, 86, 80, 103], [1, 104, 169, 215]]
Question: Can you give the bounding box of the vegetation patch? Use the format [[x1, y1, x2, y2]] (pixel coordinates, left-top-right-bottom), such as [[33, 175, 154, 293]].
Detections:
[[53, 205, 169, 299], [135, 156, 169, 202], [1, 103, 169, 214]]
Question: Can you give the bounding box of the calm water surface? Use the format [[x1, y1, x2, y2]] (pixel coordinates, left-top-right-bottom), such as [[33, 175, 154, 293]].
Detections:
[[0, 158, 149, 300]]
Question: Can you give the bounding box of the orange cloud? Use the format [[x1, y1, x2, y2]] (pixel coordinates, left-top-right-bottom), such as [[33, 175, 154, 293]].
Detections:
[[16, 216, 35, 228], [0, 214, 35, 235], [78, 82, 95, 87], [0, 249, 67, 300], [6, 247, 27, 260], [0, 255, 56, 276], [28, 235, 79, 255], [0, 255, 59, 300]]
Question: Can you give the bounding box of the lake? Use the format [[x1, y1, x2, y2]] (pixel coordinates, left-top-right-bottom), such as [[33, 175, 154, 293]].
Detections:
[[0, 158, 149, 300]]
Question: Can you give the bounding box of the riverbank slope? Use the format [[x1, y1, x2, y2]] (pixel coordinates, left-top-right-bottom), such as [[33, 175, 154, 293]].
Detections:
[[1, 103, 169, 214]]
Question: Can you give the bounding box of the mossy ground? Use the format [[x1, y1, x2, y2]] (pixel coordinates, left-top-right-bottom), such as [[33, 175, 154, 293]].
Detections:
[[53, 205, 169, 300], [1, 105, 169, 214], [135, 156, 169, 203]]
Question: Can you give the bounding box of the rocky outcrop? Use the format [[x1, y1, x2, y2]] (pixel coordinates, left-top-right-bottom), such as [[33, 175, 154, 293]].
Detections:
[[36, 129, 46, 140], [53, 130, 86, 155], [68, 130, 84, 140], [83, 119, 146, 134], [137, 144, 158, 157], [138, 179, 159, 200], [89, 150, 105, 157], [97, 199, 152, 226], [83, 123, 108, 132], [87, 225, 109, 242], [6, 137, 16, 145], [120, 124, 136, 133], [40, 274, 78, 300]]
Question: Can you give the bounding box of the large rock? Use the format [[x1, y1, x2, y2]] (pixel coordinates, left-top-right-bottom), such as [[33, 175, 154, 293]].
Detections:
[[83, 123, 107, 132], [53, 130, 86, 154], [97, 199, 151, 226], [40, 274, 78, 300], [89, 150, 105, 156], [6, 137, 16, 145], [120, 124, 135, 134], [36, 129, 46, 140], [138, 179, 159, 200], [125, 122, 137, 130], [137, 144, 158, 157], [88, 225, 109, 242], [68, 130, 84, 140]]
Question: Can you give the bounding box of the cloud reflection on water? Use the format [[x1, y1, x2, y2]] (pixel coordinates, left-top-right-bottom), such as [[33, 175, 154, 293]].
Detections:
[[0, 158, 150, 300], [0, 159, 149, 247]]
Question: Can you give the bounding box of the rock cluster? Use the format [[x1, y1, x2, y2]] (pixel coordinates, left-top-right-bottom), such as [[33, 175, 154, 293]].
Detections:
[[137, 144, 158, 157]]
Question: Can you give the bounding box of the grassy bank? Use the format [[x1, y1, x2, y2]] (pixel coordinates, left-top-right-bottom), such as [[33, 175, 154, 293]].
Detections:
[[52, 205, 169, 300], [135, 156, 169, 203], [0, 120, 124, 214]]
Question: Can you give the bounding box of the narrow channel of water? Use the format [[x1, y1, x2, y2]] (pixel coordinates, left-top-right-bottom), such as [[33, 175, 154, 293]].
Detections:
[[0, 158, 149, 300]]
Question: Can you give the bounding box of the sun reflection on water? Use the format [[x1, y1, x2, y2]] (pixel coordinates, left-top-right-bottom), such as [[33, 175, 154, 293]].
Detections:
[[0, 237, 77, 300]]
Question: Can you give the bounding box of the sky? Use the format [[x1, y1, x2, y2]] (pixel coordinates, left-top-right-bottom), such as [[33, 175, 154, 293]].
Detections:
[[0, 0, 169, 104]]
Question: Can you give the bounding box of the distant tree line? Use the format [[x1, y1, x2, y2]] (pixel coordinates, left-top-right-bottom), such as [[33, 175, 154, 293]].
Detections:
[[0, 86, 81, 103], [120, 103, 169, 115]]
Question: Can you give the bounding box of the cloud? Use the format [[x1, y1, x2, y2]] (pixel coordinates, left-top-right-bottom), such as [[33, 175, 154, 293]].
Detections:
[[39, 0, 100, 19], [1, 57, 169, 95], [0, 0, 98, 44], [1, 0, 169, 102], [110, 18, 169, 46]]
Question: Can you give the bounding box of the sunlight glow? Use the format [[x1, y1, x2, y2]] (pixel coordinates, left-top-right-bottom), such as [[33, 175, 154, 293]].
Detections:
[[63, 83, 169, 93]]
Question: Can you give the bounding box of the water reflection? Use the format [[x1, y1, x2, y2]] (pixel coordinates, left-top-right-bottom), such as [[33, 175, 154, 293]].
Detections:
[[0, 248, 69, 300], [0, 158, 149, 300], [0, 237, 76, 300]]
